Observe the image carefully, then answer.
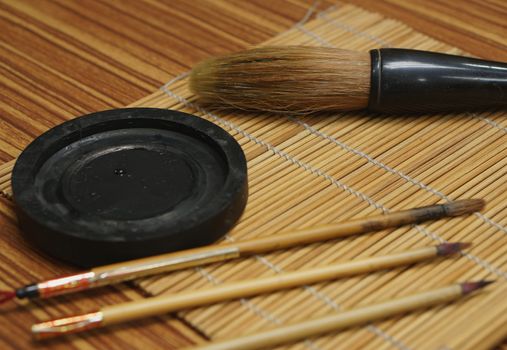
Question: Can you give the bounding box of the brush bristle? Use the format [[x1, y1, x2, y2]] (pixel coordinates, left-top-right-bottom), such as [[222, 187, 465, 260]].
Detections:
[[436, 242, 471, 256], [189, 46, 371, 113], [460, 280, 494, 295], [445, 199, 486, 217]]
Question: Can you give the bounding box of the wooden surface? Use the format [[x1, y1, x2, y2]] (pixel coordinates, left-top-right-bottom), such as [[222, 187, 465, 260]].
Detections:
[[126, 5, 507, 350], [0, 0, 506, 349]]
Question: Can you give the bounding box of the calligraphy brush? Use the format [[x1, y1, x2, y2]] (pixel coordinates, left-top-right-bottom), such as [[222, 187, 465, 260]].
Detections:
[[0, 199, 484, 304], [31, 243, 470, 339], [190, 280, 494, 350], [189, 46, 507, 114]]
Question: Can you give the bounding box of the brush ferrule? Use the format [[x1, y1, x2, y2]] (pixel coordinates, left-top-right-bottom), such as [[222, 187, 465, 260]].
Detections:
[[37, 271, 98, 298], [368, 48, 507, 113], [32, 311, 103, 340]]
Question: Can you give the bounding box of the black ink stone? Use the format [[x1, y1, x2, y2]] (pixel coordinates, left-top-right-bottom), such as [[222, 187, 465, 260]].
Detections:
[[12, 108, 248, 267]]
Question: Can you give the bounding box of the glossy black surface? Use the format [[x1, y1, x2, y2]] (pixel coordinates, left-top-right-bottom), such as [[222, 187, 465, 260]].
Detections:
[[368, 48, 507, 113], [12, 108, 248, 267]]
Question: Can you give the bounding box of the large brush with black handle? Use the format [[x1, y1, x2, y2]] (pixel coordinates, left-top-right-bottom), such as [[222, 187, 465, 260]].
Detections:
[[189, 46, 507, 114]]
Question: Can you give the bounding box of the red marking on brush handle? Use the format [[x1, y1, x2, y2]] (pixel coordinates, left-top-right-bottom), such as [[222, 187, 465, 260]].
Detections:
[[37, 272, 96, 298]]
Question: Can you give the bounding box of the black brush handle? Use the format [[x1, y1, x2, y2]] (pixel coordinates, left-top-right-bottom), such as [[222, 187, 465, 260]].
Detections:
[[368, 48, 507, 113]]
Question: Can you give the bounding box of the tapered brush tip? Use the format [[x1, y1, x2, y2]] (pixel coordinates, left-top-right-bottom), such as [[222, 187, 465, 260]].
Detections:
[[0, 290, 16, 304], [444, 199, 485, 217], [460, 280, 494, 295], [436, 242, 471, 256], [189, 46, 371, 113]]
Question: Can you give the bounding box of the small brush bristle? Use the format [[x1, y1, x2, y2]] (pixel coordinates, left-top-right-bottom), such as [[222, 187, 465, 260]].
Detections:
[[445, 199, 485, 217], [189, 46, 371, 113], [0, 290, 16, 304], [436, 242, 471, 256], [461, 280, 494, 295]]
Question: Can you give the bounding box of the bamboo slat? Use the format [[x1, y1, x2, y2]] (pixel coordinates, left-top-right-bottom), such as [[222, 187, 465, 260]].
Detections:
[[138, 5, 506, 349], [2, 3, 507, 350], [0, 1, 335, 349]]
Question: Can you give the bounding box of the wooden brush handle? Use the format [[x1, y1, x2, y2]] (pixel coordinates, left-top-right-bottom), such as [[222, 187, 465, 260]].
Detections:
[[31, 245, 451, 339], [18, 200, 482, 302], [102, 246, 441, 325], [191, 285, 463, 350], [235, 199, 482, 254]]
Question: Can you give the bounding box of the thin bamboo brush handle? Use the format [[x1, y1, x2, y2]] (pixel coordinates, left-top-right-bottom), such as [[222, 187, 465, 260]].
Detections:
[[31, 244, 465, 338], [189, 283, 482, 350], [96, 199, 481, 272], [233, 202, 458, 254], [103, 246, 439, 324], [14, 199, 483, 301]]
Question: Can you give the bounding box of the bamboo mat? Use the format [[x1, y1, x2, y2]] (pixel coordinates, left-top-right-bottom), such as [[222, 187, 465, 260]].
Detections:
[[2, 3, 507, 349]]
